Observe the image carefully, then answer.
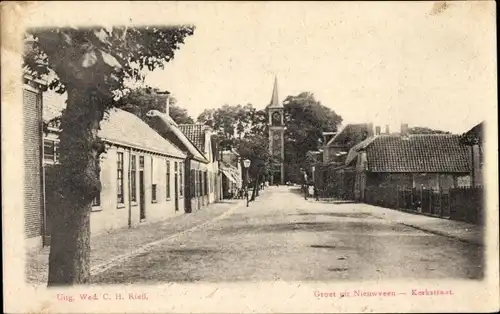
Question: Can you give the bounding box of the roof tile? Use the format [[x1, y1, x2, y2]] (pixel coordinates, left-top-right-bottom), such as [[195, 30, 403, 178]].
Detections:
[[363, 134, 471, 173], [178, 124, 208, 153]]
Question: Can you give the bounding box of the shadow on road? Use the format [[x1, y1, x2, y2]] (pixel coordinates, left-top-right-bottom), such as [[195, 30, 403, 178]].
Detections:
[[291, 212, 375, 219], [214, 220, 417, 235]]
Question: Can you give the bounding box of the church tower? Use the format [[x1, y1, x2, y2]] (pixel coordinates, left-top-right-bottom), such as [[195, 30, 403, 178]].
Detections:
[[267, 76, 285, 185]]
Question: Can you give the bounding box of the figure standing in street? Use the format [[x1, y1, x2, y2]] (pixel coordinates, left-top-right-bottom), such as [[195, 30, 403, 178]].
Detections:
[[300, 168, 308, 200]]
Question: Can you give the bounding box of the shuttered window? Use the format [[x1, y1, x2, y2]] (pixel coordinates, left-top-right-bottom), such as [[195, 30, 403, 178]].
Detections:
[[117, 152, 124, 204], [166, 160, 171, 200], [179, 162, 184, 197], [131, 155, 137, 202]]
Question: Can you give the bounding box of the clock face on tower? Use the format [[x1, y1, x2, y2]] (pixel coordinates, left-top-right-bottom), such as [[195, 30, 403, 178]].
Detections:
[[272, 112, 281, 126]]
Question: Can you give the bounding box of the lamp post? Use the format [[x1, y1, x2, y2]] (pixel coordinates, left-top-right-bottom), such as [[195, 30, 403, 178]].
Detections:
[[243, 159, 251, 207]]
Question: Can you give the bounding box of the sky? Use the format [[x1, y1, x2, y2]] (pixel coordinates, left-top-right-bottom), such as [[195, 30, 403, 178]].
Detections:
[[141, 1, 495, 134], [22, 1, 496, 134]]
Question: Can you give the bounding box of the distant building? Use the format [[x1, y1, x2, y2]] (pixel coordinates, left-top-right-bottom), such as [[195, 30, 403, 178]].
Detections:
[[322, 123, 375, 166], [220, 149, 243, 198], [267, 76, 285, 185], [145, 110, 212, 213], [178, 123, 220, 204]]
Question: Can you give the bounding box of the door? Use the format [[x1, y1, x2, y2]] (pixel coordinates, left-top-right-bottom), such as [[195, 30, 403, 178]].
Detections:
[[139, 171, 146, 220]]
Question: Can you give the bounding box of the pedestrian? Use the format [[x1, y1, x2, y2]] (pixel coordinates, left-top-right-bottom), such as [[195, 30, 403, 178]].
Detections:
[[300, 168, 309, 200], [314, 184, 320, 201]]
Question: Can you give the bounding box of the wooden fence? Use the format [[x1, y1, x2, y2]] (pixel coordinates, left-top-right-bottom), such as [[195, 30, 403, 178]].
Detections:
[[365, 185, 483, 225]]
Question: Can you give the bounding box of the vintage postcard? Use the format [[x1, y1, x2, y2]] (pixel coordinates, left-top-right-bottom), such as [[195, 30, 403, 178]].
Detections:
[[2, 1, 499, 313]]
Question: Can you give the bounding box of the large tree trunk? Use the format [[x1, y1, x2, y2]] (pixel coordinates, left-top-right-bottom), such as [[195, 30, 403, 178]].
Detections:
[[47, 87, 105, 286]]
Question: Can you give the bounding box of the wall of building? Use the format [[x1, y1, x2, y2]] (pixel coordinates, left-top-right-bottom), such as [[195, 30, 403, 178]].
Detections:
[[23, 85, 45, 249], [90, 145, 185, 235], [44, 143, 185, 238], [203, 132, 219, 204], [365, 172, 470, 191], [471, 145, 483, 187], [188, 160, 209, 212]]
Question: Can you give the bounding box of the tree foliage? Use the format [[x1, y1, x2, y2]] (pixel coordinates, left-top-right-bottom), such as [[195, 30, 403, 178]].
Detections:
[[283, 92, 342, 175], [197, 104, 267, 150], [23, 25, 195, 286], [197, 104, 270, 187], [408, 126, 450, 134]]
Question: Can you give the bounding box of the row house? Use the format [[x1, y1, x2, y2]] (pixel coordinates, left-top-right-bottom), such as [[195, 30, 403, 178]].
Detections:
[[145, 110, 214, 213], [42, 102, 187, 240], [178, 123, 221, 204]]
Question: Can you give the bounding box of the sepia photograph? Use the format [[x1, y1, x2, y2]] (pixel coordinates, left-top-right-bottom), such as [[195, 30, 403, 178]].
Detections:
[[2, 1, 498, 313]]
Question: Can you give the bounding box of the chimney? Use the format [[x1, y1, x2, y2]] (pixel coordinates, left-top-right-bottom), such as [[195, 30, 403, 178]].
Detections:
[[367, 123, 374, 137], [401, 123, 409, 135], [375, 126, 381, 135], [157, 90, 171, 116], [385, 125, 390, 134]]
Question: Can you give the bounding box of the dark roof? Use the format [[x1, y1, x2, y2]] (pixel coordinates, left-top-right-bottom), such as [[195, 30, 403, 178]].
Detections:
[[326, 123, 372, 149], [461, 121, 484, 146], [350, 134, 471, 173], [177, 124, 208, 153]]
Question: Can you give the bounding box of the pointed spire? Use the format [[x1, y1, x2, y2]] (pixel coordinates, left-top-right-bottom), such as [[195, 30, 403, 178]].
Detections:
[[268, 75, 283, 108]]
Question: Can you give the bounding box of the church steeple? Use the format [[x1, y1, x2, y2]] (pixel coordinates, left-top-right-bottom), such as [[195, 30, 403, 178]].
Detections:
[[267, 75, 285, 185], [268, 75, 282, 108]]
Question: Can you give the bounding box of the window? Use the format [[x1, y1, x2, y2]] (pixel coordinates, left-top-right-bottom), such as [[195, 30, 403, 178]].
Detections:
[[139, 156, 144, 169], [190, 169, 195, 199], [117, 152, 124, 204], [152, 184, 157, 202], [44, 140, 55, 162], [131, 155, 137, 202], [204, 171, 208, 196], [179, 162, 184, 197], [198, 171, 203, 196], [151, 156, 157, 203], [166, 160, 171, 199], [194, 170, 198, 197], [54, 142, 60, 162], [92, 194, 101, 207]]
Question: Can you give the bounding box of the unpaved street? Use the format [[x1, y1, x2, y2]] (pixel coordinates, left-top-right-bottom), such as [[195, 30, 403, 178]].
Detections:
[[93, 186, 483, 284]]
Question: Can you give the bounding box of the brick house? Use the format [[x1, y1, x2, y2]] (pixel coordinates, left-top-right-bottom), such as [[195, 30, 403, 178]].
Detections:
[[178, 124, 220, 204], [345, 132, 472, 201], [23, 76, 47, 249], [144, 110, 212, 213], [42, 94, 187, 239]]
